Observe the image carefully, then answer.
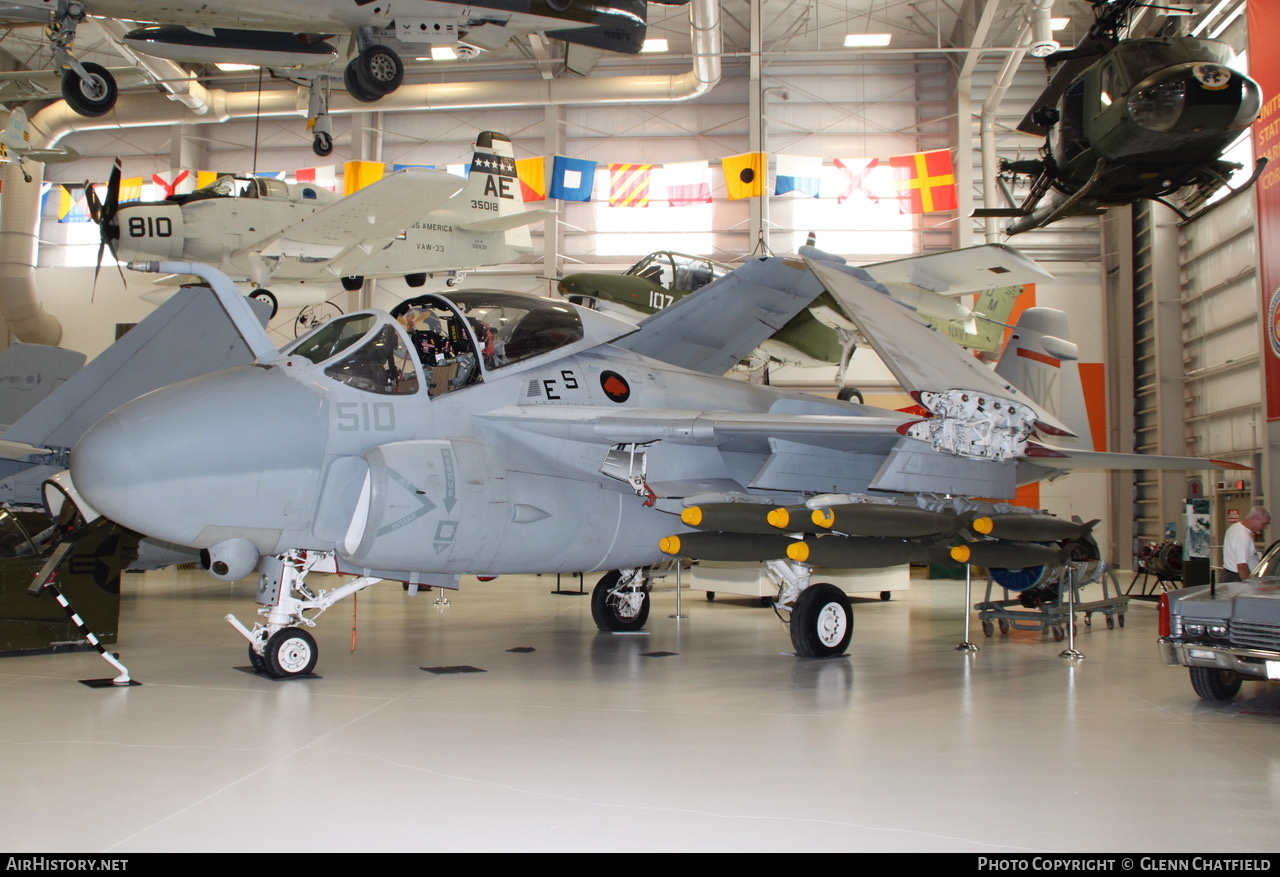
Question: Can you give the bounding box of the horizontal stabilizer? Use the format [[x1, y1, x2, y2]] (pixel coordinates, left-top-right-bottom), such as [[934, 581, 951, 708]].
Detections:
[[459, 208, 556, 233]]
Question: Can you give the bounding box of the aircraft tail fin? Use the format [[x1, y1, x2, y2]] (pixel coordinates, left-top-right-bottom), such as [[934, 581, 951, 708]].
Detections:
[[993, 308, 1093, 451], [924, 285, 1022, 353], [458, 132, 535, 250], [0, 107, 27, 149]]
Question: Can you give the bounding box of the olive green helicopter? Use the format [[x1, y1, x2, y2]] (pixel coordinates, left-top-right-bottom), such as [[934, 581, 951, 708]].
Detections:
[[978, 0, 1264, 235]]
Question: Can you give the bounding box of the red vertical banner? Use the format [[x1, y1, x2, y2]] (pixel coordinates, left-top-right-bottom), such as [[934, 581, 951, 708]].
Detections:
[[1249, 0, 1280, 420]]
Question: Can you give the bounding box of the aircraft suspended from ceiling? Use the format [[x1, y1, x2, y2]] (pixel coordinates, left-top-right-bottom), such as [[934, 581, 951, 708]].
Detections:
[[3, 0, 689, 156], [975, 0, 1264, 235], [83, 131, 552, 314]]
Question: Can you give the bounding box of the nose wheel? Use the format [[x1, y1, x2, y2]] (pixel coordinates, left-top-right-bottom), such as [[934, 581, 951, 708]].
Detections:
[[228, 550, 382, 678], [262, 628, 318, 678]]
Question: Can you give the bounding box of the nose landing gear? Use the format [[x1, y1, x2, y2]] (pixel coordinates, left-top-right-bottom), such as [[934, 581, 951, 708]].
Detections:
[[226, 550, 381, 679]]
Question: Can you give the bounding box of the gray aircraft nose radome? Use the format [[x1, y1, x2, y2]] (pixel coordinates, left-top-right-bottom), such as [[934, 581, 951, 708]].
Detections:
[[72, 365, 329, 553]]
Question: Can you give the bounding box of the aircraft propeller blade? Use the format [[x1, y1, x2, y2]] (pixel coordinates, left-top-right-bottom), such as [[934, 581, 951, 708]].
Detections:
[[90, 159, 124, 298]]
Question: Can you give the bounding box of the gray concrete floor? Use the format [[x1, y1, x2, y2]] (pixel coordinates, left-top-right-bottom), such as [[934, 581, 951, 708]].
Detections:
[[1, 567, 1277, 853]]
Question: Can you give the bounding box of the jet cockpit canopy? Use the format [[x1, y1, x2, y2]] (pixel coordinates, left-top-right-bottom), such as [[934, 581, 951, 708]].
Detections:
[[286, 288, 634, 399]]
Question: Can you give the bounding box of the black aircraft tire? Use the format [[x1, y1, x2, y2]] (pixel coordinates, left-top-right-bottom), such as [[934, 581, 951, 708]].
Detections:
[[264, 627, 318, 678], [341, 275, 364, 291], [790, 582, 853, 657], [591, 570, 650, 632], [1189, 666, 1243, 702], [249, 289, 278, 319], [312, 132, 334, 157], [353, 45, 404, 95], [343, 63, 382, 103], [62, 62, 117, 117]]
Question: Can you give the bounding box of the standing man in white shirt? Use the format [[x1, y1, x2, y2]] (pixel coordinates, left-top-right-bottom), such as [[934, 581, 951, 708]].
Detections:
[[1221, 506, 1271, 583]]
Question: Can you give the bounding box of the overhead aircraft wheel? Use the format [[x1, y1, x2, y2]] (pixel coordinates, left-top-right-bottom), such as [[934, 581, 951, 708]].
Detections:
[[343, 63, 382, 103], [837, 386, 864, 404], [1189, 666, 1242, 702], [62, 62, 117, 118], [312, 132, 334, 158], [590, 570, 650, 632], [789, 582, 853, 658], [249, 289, 278, 319], [264, 627, 318, 678], [341, 275, 364, 291], [981, 618, 993, 638], [405, 272, 427, 288], [354, 45, 404, 95], [248, 643, 267, 674]]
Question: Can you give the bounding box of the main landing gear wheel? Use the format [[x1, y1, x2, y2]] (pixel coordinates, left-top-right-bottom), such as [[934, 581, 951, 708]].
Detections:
[[62, 62, 117, 117], [352, 45, 404, 96], [249, 289, 278, 319], [790, 582, 853, 657], [591, 570, 650, 632], [264, 627, 318, 678], [1189, 666, 1243, 702], [343, 64, 382, 103], [248, 644, 267, 673]]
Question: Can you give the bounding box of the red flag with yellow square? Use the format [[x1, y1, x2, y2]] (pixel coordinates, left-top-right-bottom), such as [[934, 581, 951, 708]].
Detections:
[[889, 149, 957, 213]]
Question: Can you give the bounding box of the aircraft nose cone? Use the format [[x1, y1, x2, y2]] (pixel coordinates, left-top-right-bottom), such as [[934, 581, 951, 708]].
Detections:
[[72, 365, 329, 553]]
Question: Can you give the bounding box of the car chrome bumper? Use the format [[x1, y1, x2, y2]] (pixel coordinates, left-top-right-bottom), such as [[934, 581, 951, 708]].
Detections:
[[1160, 638, 1280, 680]]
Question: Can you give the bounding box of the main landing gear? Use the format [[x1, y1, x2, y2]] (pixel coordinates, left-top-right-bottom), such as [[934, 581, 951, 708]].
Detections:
[[49, 1, 118, 118], [226, 550, 381, 679], [590, 568, 651, 631], [760, 559, 854, 657], [589, 561, 854, 658]]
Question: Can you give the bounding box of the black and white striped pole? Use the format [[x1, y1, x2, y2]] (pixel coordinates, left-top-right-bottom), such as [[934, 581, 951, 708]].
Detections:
[[28, 541, 136, 686]]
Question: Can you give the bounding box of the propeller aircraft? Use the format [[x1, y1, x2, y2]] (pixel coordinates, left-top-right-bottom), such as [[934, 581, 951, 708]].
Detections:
[[976, 0, 1264, 235], [87, 131, 552, 313], [47, 247, 1240, 678], [0, 107, 79, 183]]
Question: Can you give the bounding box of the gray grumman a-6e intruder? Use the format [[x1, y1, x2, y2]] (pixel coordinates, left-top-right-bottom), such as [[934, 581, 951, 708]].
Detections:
[[62, 250, 1237, 678]]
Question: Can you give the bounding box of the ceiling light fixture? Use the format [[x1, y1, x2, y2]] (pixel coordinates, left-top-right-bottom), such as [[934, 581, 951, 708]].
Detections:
[[844, 33, 892, 47]]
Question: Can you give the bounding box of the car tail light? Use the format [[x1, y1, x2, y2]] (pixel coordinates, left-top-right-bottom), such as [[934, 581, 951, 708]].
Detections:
[[1159, 593, 1170, 637]]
